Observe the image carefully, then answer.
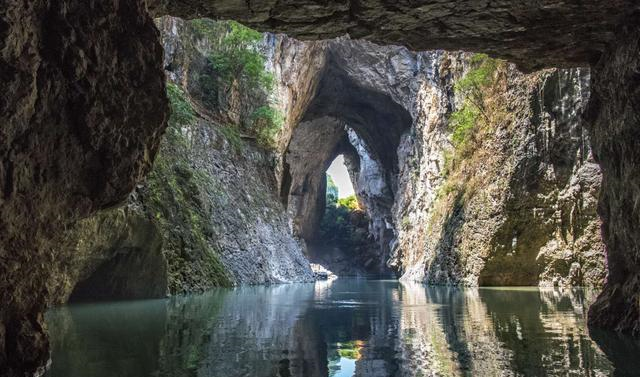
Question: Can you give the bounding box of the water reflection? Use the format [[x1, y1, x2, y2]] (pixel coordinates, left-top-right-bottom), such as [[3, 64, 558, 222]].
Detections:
[[46, 280, 637, 376]]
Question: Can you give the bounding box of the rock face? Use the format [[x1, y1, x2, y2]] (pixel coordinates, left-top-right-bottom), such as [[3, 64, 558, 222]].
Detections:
[[61, 16, 608, 314], [62, 16, 315, 299], [62, 207, 167, 302], [0, 1, 167, 374], [151, 0, 635, 72], [144, 1, 640, 341], [279, 39, 426, 273], [391, 60, 606, 288], [271, 35, 606, 288], [148, 2, 640, 340], [586, 21, 640, 336], [1, 1, 639, 374]]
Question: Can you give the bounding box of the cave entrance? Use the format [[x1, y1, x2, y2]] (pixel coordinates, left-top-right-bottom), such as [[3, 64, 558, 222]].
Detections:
[[308, 154, 376, 276], [279, 59, 413, 277]]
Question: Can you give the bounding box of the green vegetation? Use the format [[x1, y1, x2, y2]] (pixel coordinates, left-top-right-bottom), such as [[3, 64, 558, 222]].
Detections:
[[448, 54, 498, 152], [138, 84, 233, 292], [219, 124, 242, 152], [456, 53, 499, 97], [189, 19, 282, 148], [167, 82, 195, 127], [326, 175, 339, 205], [426, 53, 509, 229], [207, 20, 274, 90], [250, 105, 284, 148], [337, 195, 359, 211], [449, 105, 480, 148], [191, 18, 227, 41], [421, 53, 506, 233], [445, 53, 501, 172], [336, 341, 361, 359], [319, 174, 366, 246]]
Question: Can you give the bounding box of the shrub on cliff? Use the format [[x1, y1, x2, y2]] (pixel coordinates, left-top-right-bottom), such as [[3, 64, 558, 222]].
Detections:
[[206, 20, 274, 91], [448, 54, 498, 153], [166, 82, 195, 127], [250, 105, 284, 148], [446, 53, 504, 173], [190, 19, 282, 149]]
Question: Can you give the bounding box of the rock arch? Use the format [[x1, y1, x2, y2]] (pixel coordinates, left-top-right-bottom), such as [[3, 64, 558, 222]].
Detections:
[[280, 48, 412, 273]]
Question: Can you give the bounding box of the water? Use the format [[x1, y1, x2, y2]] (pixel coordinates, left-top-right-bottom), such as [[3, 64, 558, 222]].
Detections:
[[44, 279, 640, 377]]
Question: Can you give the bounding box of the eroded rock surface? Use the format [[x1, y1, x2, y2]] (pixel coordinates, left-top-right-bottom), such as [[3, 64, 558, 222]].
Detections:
[[64, 17, 314, 297], [586, 20, 640, 336], [0, 1, 167, 374], [392, 60, 606, 288], [1, 0, 640, 374], [151, 0, 636, 72]]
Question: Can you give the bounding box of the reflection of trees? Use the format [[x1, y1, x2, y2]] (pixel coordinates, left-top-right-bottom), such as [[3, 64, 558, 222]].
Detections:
[[46, 282, 620, 377], [158, 289, 229, 377], [478, 288, 612, 376], [305, 279, 401, 376], [395, 283, 511, 376], [394, 284, 613, 376], [183, 283, 317, 377], [46, 284, 320, 377]]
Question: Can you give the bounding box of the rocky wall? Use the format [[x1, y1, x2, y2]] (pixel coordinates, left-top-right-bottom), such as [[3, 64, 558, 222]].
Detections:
[[150, 0, 634, 72], [586, 19, 640, 336], [62, 17, 315, 297], [1, 2, 639, 374], [0, 1, 168, 374], [392, 58, 606, 288]]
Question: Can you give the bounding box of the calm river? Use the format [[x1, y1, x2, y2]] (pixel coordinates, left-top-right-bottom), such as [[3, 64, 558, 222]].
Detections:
[[45, 279, 639, 376]]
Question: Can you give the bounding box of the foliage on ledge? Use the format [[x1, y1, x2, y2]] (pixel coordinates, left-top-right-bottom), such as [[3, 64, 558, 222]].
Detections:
[[440, 53, 508, 200], [188, 18, 283, 149]]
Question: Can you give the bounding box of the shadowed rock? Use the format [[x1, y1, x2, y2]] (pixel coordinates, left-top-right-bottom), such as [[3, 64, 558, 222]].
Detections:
[[150, 0, 637, 72]]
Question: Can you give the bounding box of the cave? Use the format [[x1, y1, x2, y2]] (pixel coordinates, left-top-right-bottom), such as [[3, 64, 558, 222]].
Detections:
[[280, 57, 412, 275], [308, 150, 387, 276], [1, 1, 640, 376]]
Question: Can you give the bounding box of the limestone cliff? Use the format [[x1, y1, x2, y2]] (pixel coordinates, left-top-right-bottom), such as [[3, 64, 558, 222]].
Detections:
[[61, 17, 315, 300], [391, 59, 606, 288], [2, 2, 639, 375], [270, 36, 606, 288]]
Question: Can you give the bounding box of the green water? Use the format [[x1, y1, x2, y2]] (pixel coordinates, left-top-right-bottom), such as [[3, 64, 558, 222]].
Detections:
[[45, 279, 640, 376]]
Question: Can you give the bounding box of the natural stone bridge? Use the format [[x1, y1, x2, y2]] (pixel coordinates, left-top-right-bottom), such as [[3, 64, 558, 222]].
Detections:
[[1, 1, 638, 375]]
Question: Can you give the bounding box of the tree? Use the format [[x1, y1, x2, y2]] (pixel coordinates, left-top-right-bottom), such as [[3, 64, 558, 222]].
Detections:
[[208, 21, 273, 91], [326, 174, 339, 206]]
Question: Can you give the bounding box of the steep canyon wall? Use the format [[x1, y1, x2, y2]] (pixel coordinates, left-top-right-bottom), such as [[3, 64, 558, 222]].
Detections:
[[61, 18, 608, 301], [391, 59, 606, 288]]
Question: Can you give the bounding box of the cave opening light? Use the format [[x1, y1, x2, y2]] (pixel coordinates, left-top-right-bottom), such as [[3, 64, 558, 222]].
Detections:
[[326, 155, 355, 200]]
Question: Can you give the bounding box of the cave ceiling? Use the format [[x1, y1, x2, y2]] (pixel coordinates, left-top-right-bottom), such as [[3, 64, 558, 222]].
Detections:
[[151, 0, 638, 71]]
